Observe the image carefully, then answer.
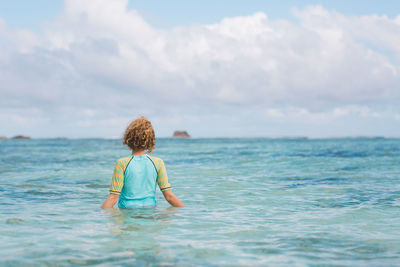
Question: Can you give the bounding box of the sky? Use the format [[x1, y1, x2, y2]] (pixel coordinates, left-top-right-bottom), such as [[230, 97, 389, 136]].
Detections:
[[0, 0, 399, 138]]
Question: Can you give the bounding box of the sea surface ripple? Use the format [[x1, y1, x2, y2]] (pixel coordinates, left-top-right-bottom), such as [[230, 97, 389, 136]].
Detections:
[[0, 138, 399, 266]]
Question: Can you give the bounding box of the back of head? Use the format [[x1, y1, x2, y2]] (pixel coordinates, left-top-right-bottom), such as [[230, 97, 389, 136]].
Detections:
[[122, 116, 155, 152]]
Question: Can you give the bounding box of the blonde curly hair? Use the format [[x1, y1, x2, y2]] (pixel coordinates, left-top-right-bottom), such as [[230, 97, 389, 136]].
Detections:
[[122, 116, 155, 152]]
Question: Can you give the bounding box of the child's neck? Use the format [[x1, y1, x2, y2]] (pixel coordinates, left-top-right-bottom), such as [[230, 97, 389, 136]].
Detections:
[[132, 150, 146, 156]]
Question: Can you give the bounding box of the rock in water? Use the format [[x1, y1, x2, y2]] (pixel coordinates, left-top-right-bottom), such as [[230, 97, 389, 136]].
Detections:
[[173, 131, 191, 138], [12, 135, 31, 139], [0, 136, 6, 139]]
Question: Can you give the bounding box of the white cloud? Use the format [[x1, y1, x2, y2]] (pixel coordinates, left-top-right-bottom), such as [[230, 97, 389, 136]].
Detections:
[[0, 0, 399, 137], [263, 106, 383, 124], [264, 108, 284, 118]]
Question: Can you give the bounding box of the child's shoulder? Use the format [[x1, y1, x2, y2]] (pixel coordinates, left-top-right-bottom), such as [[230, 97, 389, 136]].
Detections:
[[115, 156, 132, 167], [146, 155, 164, 166]]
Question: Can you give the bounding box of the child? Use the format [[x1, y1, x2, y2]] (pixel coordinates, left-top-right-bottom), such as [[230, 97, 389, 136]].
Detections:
[[101, 116, 184, 209]]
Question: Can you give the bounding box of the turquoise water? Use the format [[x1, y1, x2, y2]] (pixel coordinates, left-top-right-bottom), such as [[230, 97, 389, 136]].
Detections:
[[1, 138, 400, 266]]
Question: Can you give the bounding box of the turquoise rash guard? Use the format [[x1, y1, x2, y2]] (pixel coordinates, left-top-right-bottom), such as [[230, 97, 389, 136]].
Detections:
[[108, 155, 171, 208]]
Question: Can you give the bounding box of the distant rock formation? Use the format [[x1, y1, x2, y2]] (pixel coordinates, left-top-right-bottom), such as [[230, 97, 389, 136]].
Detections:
[[173, 131, 191, 138], [12, 135, 30, 139], [0, 136, 6, 139]]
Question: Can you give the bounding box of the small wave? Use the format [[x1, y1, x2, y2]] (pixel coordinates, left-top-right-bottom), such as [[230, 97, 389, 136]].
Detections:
[[18, 184, 51, 189], [6, 218, 28, 225], [336, 166, 361, 171], [85, 184, 108, 189], [26, 190, 64, 196]]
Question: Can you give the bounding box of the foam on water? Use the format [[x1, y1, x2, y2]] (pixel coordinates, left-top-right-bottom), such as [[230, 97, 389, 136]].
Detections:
[[0, 138, 400, 266]]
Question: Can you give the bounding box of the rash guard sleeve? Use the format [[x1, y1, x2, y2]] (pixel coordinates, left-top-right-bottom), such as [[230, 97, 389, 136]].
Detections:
[[156, 160, 171, 191], [109, 159, 125, 195]]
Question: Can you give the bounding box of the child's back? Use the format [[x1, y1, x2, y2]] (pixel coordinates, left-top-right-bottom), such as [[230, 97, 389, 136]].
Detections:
[[101, 116, 184, 209], [110, 155, 171, 208]]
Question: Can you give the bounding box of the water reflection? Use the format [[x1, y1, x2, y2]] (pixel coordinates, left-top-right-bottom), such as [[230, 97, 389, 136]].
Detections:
[[104, 207, 178, 261]]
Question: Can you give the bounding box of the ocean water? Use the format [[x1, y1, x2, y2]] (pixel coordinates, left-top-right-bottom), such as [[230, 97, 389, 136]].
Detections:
[[0, 138, 400, 266]]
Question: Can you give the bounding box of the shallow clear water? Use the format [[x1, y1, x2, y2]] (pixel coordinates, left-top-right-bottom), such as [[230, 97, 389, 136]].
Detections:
[[1, 138, 400, 266]]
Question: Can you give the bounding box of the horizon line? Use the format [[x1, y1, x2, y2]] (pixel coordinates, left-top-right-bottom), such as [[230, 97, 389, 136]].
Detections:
[[1, 135, 400, 140]]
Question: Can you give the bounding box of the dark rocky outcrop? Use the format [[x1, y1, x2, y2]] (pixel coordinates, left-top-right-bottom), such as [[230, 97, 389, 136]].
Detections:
[[12, 135, 31, 139], [173, 131, 191, 138]]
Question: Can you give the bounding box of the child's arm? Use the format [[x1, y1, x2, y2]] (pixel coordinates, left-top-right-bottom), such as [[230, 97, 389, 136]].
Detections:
[[162, 190, 185, 207], [152, 157, 185, 207], [101, 158, 127, 209], [101, 194, 119, 209]]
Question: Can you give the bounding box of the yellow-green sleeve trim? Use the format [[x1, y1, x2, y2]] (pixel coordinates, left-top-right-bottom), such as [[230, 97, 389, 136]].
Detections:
[[109, 190, 121, 195], [160, 187, 171, 192]]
